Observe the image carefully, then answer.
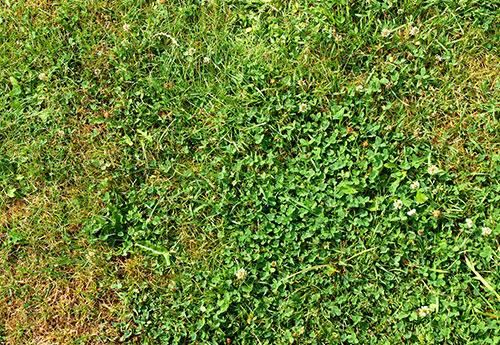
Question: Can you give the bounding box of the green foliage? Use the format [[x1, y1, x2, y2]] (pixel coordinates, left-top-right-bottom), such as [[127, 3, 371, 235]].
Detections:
[[2, 0, 500, 343]]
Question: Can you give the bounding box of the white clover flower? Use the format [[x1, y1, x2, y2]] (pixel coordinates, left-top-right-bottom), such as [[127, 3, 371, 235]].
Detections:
[[335, 34, 343, 42], [123, 23, 131, 32], [298, 79, 306, 87], [427, 165, 439, 175], [356, 85, 364, 92], [203, 56, 210, 64], [187, 47, 196, 56], [432, 188, 438, 195], [482, 227, 492, 236], [393, 199, 403, 210], [410, 181, 420, 190], [236, 268, 247, 280], [407, 209, 416, 216], [299, 103, 307, 113], [38, 72, 47, 81], [417, 305, 430, 317], [200, 305, 206, 313], [381, 28, 391, 38], [465, 218, 474, 228], [409, 26, 420, 36], [121, 39, 129, 46], [435, 55, 442, 62], [398, 8, 404, 15]]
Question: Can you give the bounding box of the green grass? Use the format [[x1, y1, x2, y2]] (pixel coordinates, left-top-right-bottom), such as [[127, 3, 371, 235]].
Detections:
[[1, 0, 499, 344]]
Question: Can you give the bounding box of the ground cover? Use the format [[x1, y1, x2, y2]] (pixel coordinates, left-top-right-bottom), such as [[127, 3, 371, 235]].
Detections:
[[1, 0, 499, 343]]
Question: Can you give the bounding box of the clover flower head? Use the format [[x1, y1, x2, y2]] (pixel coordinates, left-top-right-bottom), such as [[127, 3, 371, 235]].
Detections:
[[236, 268, 247, 280], [417, 305, 430, 317], [393, 199, 403, 210], [482, 227, 492, 236], [427, 165, 439, 175]]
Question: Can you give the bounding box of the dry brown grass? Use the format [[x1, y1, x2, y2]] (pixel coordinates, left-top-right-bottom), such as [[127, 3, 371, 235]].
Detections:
[[0, 124, 127, 344], [0, 187, 123, 344], [400, 51, 499, 176], [0, 247, 122, 344]]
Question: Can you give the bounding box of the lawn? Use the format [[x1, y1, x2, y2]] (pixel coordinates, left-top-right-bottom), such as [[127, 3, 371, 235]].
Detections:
[[1, 0, 499, 344]]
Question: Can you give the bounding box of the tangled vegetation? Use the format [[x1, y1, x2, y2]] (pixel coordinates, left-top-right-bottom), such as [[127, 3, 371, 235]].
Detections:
[[1, 0, 499, 344]]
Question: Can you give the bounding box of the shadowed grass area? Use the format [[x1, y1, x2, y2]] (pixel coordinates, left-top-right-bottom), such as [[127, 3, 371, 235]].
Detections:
[[1, 0, 500, 344]]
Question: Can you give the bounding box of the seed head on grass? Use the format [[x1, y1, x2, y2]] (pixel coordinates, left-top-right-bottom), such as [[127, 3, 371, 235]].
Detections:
[[157, 33, 179, 46]]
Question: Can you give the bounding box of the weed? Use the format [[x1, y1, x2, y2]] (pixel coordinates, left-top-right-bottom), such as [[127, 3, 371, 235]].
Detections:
[[1, 0, 500, 344]]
